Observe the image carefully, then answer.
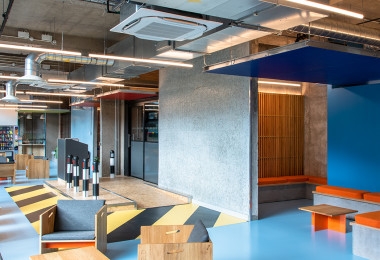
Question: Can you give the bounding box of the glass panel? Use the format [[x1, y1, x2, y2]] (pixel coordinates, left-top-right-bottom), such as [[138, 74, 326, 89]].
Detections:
[[144, 103, 159, 143], [131, 106, 143, 141]]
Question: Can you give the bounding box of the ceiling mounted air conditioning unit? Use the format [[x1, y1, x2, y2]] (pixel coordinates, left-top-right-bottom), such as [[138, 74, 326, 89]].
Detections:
[[111, 8, 222, 42]]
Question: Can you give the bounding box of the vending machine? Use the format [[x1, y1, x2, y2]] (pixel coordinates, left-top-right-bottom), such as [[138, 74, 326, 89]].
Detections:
[[0, 125, 17, 162]]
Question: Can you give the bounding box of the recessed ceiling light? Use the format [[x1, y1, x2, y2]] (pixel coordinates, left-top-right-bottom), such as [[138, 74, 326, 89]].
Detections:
[[89, 53, 193, 68]]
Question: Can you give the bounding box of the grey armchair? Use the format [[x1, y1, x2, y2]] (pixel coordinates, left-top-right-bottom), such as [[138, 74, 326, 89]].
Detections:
[[39, 200, 107, 254]]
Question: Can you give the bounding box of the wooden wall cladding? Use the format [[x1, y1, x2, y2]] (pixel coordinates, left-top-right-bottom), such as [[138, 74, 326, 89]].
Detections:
[[259, 93, 304, 178]]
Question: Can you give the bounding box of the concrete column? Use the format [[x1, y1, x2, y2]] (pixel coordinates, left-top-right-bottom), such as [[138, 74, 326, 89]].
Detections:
[[46, 113, 59, 160], [159, 42, 257, 220], [100, 99, 116, 177], [250, 78, 259, 220], [303, 83, 327, 178]]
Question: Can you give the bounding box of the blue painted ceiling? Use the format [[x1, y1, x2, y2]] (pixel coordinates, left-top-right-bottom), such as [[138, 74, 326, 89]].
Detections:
[[205, 41, 380, 86]]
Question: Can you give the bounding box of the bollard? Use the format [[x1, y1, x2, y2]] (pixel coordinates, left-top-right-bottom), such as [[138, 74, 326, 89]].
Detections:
[[110, 150, 115, 178], [73, 156, 80, 193], [82, 157, 90, 197], [66, 155, 73, 188], [93, 159, 99, 200]]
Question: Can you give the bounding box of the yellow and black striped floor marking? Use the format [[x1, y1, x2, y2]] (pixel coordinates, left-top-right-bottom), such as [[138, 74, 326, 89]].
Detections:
[[5, 185, 246, 243]]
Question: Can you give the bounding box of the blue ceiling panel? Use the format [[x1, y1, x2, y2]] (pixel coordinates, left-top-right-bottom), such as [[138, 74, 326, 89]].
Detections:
[[204, 40, 380, 86]]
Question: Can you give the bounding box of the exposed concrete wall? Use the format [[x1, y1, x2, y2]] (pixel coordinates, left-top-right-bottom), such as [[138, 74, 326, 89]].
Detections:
[[303, 83, 327, 178], [159, 42, 257, 220], [100, 99, 116, 177], [46, 113, 59, 160]]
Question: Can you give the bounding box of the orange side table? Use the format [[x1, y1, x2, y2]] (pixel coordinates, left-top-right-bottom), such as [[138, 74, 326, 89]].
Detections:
[[299, 204, 358, 233]]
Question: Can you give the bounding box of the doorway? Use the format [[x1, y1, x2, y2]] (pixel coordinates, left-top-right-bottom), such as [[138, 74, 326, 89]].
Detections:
[[130, 101, 159, 184]]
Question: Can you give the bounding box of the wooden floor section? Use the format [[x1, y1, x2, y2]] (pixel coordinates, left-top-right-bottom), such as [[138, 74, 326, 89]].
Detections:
[[45, 176, 189, 210], [44, 179, 136, 212], [99, 176, 189, 209]]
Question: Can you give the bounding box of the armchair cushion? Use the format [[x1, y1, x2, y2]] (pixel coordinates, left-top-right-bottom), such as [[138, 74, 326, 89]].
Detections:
[[187, 220, 209, 243], [41, 231, 95, 241], [54, 200, 105, 231]]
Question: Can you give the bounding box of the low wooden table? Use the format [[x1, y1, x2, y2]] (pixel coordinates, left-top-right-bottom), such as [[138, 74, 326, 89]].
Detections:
[[299, 204, 358, 233], [29, 246, 109, 260]]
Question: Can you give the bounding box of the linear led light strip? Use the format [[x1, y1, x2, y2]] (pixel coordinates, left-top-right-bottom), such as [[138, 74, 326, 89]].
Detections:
[[24, 91, 93, 97], [258, 80, 301, 87], [20, 99, 63, 104], [0, 104, 48, 108], [285, 0, 364, 19], [0, 43, 82, 56], [0, 75, 20, 80], [308, 25, 380, 41], [48, 79, 124, 87], [0, 89, 92, 97], [89, 54, 193, 68]]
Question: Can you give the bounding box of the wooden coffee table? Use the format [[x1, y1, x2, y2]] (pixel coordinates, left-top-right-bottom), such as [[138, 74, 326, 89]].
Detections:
[[299, 204, 358, 233], [29, 246, 109, 260]]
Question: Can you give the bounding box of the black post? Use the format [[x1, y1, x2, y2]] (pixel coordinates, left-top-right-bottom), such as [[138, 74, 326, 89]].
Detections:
[[73, 156, 80, 192], [93, 159, 99, 200], [66, 154, 73, 188], [82, 157, 90, 197], [110, 150, 115, 178]]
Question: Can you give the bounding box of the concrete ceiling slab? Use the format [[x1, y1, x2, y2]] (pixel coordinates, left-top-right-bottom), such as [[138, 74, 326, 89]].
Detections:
[[5, 0, 122, 41]]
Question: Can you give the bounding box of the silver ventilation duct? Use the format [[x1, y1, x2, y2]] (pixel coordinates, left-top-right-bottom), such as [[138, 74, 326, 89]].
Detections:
[[291, 18, 380, 48], [16, 53, 115, 88], [36, 54, 114, 66], [1, 80, 20, 103]]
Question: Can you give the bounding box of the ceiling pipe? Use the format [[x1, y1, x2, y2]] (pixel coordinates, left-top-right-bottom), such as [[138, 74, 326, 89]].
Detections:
[[290, 18, 380, 48]]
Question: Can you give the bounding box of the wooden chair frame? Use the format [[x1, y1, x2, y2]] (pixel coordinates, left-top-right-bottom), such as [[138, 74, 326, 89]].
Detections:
[[138, 225, 213, 260], [39, 204, 107, 254], [0, 163, 15, 184]]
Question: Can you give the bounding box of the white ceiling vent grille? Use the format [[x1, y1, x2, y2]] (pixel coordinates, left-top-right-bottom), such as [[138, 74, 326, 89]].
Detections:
[[111, 8, 222, 42]]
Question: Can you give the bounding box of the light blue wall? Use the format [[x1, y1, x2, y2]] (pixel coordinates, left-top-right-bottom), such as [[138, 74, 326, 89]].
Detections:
[[328, 84, 380, 192], [71, 108, 96, 171]]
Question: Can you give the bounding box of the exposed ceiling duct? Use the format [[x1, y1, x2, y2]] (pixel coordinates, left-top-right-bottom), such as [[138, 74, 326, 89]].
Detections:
[[1, 80, 20, 103], [290, 18, 380, 48], [69, 1, 326, 82], [16, 53, 115, 89]]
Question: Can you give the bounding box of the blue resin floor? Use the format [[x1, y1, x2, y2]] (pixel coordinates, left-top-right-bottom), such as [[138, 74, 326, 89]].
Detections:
[[0, 177, 366, 260], [106, 199, 365, 260]]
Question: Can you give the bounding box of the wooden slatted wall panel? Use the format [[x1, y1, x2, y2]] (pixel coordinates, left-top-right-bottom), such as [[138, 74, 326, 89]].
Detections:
[[259, 93, 304, 178]]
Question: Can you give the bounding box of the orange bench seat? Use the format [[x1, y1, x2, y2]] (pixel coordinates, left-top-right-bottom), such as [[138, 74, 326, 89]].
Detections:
[[286, 176, 309, 183], [316, 185, 369, 200], [355, 211, 380, 229], [258, 177, 288, 185], [258, 176, 327, 185], [363, 193, 380, 203]]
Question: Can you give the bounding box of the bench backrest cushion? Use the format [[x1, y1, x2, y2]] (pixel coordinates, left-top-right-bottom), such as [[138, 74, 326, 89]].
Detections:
[[187, 220, 209, 243], [55, 200, 105, 231], [316, 185, 369, 199], [363, 193, 380, 203]]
